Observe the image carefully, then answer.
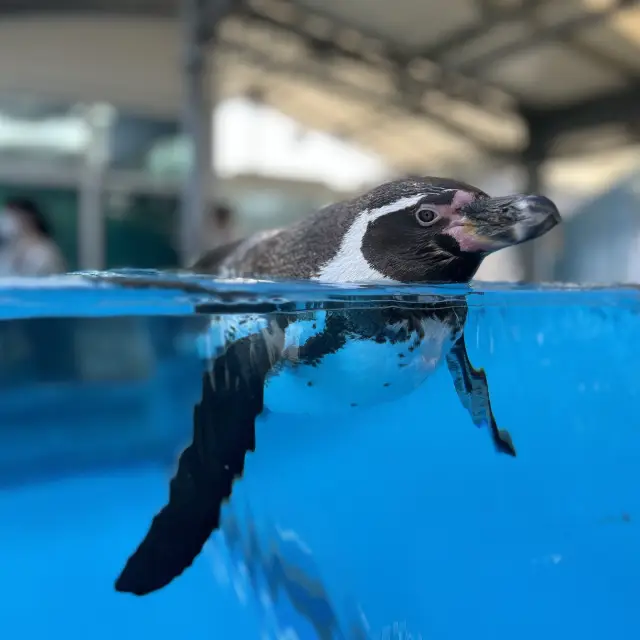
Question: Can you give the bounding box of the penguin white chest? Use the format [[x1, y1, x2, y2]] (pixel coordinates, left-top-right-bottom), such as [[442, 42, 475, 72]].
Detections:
[[263, 313, 457, 415], [196, 313, 458, 415]]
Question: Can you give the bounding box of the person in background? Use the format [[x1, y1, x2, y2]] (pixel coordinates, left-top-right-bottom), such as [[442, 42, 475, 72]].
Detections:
[[206, 201, 237, 250], [0, 198, 66, 276], [0, 198, 70, 384]]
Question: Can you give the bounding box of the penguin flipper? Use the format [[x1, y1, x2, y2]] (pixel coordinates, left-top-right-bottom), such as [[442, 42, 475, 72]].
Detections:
[[445, 334, 516, 457], [115, 324, 285, 596]]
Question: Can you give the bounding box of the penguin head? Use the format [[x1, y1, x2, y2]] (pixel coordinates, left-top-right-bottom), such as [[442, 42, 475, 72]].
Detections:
[[358, 176, 561, 283]]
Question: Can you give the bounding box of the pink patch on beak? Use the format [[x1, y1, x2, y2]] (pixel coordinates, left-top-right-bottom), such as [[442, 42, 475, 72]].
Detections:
[[443, 189, 506, 252], [446, 225, 500, 253]]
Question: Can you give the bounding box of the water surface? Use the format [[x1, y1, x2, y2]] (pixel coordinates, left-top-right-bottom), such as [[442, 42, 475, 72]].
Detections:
[[0, 271, 638, 640]]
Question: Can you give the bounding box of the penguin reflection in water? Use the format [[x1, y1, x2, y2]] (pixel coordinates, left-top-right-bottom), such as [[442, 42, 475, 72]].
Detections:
[[115, 176, 561, 596]]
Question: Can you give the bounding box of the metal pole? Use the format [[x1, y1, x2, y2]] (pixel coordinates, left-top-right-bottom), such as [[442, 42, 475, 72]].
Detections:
[[78, 103, 113, 271], [180, 0, 214, 267], [520, 158, 541, 282], [519, 112, 552, 283]]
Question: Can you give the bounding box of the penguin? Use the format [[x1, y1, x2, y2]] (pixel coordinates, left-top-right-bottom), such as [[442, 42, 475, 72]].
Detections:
[[114, 176, 561, 596]]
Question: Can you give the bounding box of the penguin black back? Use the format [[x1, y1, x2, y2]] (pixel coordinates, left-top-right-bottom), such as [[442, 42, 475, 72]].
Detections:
[[192, 176, 560, 284]]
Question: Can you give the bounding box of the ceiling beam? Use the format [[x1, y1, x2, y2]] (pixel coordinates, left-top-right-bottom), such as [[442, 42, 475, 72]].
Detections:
[[457, 0, 640, 74], [238, 0, 517, 115], [524, 0, 640, 80], [563, 36, 640, 80], [524, 83, 640, 140], [417, 0, 547, 61]]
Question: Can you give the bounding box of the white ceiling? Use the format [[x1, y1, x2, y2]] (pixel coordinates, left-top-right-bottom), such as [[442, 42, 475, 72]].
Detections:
[[0, 0, 636, 173]]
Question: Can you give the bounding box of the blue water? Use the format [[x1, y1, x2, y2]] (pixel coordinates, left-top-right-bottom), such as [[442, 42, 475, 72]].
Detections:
[[1, 271, 639, 640]]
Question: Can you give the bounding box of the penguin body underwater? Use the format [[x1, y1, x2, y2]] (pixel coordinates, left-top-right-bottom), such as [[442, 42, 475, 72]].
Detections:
[[115, 176, 561, 596], [199, 303, 463, 416]]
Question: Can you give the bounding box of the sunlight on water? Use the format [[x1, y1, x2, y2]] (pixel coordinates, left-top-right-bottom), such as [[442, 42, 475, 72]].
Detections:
[[0, 270, 639, 640]]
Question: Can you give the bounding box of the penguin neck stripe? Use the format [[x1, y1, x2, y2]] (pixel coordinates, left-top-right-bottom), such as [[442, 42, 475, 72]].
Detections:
[[314, 194, 425, 283]]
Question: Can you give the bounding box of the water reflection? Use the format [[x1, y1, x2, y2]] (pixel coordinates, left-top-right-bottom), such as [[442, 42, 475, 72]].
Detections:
[[221, 509, 354, 640]]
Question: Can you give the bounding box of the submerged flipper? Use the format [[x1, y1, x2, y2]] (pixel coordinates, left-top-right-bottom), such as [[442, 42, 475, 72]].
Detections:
[[115, 320, 286, 596], [445, 334, 516, 457]]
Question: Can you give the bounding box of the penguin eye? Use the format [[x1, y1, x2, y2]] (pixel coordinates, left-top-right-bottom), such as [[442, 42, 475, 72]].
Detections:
[[415, 204, 440, 227]]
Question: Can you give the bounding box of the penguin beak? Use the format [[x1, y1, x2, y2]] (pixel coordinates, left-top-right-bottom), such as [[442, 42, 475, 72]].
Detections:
[[449, 194, 561, 253]]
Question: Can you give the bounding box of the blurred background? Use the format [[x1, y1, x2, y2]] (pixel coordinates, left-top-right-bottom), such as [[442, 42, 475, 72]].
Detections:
[[0, 0, 637, 284], [1, 5, 640, 634]]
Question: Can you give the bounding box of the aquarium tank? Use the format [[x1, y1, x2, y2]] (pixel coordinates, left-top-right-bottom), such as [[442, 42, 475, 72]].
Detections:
[[0, 272, 638, 640]]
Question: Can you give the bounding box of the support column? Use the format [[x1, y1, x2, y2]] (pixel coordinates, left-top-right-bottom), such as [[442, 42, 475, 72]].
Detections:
[[78, 103, 114, 272], [179, 0, 229, 267], [519, 113, 550, 283], [519, 157, 542, 282]]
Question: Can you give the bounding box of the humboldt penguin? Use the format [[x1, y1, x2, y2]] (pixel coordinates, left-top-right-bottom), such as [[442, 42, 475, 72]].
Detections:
[[115, 176, 561, 596]]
